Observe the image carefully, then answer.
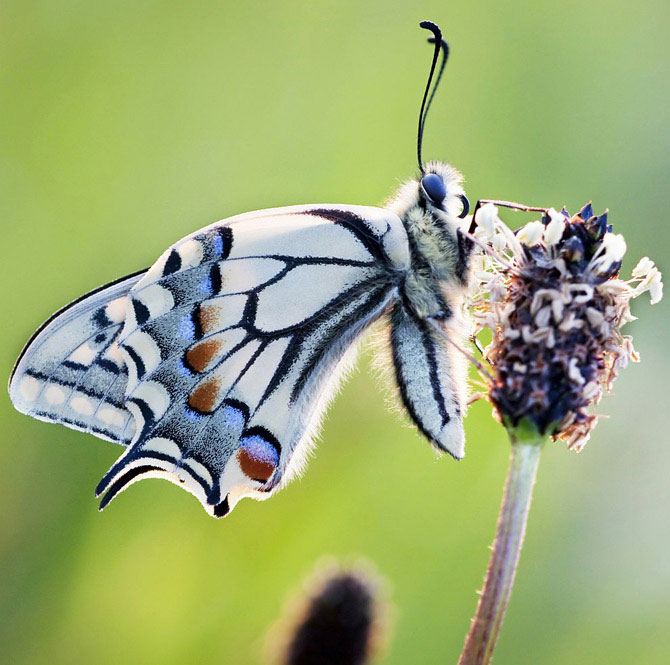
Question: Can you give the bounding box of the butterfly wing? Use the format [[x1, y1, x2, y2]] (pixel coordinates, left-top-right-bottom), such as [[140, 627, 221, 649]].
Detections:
[[387, 300, 468, 459], [94, 205, 410, 517], [9, 270, 147, 445]]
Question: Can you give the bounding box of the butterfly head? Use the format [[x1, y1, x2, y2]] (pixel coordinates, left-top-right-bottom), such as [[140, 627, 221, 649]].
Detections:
[[389, 160, 468, 228], [420, 161, 469, 220], [421, 169, 469, 219]]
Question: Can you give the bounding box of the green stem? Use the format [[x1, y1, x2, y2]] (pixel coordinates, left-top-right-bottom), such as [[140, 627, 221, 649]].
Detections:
[[457, 428, 545, 665]]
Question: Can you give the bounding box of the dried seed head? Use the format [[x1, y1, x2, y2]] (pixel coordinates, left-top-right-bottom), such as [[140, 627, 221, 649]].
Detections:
[[470, 202, 662, 450], [268, 560, 390, 665]]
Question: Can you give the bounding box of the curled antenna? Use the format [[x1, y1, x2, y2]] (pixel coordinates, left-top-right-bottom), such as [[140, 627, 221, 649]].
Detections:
[[417, 21, 450, 173]]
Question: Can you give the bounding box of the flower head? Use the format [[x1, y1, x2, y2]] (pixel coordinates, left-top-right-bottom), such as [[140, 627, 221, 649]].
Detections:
[[267, 560, 389, 665], [469, 202, 662, 450]]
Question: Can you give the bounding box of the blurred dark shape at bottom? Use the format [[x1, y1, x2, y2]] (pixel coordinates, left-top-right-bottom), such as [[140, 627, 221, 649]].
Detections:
[[268, 560, 390, 665]]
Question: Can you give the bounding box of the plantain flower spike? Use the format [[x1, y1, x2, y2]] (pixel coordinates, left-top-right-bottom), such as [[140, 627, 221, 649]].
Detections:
[[468, 202, 663, 450], [268, 561, 389, 665]]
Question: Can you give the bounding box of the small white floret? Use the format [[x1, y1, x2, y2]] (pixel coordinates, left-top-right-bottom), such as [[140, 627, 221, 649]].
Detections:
[[534, 306, 552, 328], [543, 209, 565, 245], [568, 358, 585, 385], [585, 307, 604, 327], [476, 204, 499, 239], [601, 233, 627, 262], [492, 233, 507, 252], [638, 266, 662, 289], [649, 277, 663, 305], [517, 221, 544, 246], [632, 257, 655, 278]]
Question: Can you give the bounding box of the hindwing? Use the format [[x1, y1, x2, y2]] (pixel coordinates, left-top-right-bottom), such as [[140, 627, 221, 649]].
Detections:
[[9, 271, 146, 445], [388, 301, 468, 458], [95, 205, 410, 516]]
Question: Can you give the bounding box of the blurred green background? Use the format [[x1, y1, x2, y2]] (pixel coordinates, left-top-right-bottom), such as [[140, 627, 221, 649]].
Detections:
[[1, 1, 669, 664]]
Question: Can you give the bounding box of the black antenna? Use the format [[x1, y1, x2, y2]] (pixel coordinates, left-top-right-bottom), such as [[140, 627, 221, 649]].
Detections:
[[417, 21, 450, 173]]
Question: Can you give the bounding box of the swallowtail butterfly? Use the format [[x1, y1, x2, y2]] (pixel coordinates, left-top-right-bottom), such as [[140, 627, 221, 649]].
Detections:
[[9, 22, 475, 518]]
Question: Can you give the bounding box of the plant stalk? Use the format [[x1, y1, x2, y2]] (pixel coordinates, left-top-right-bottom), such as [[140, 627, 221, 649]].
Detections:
[[458, 429, 545, 665]]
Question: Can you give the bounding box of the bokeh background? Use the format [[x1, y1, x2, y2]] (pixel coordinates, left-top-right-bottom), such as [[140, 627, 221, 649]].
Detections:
[[2, 2, 669, 664]]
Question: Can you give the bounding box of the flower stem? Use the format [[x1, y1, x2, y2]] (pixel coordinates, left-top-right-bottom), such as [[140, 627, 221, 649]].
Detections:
[[458, 428, 545, 665]]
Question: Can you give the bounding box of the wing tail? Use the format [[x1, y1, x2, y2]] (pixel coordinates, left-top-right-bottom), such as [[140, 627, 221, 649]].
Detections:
[[95, 448, 220, 514]]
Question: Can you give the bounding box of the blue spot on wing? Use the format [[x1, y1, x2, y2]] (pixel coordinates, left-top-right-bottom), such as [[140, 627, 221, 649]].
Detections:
[[239, 435, 280, 466], [183, 406, 205, 422], [178, 361, 193, 377], [211, 233, 224, 257], [221, 404, 245, 430], [179, 315, 195, 341], [199, 275, 213, 294]]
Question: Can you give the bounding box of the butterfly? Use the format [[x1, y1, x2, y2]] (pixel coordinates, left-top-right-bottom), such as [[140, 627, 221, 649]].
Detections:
[[9, 22, 475, 518]]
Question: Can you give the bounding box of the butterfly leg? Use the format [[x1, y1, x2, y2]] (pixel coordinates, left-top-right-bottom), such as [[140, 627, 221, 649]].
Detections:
[[468, 199, 551, 234], [426, 316, 491, 379]]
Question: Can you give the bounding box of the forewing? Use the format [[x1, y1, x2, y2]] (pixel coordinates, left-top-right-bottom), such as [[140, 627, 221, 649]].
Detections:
[[9, 271, 147, 445], [388, 301, 468, 459], [96, 205, 409, 516]]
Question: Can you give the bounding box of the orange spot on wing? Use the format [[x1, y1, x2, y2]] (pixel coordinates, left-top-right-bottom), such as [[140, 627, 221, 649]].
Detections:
[[188, 377, 221, 413], [185, 339, 222, 373], [237, 448, 276, 482], [198, 305, 219, 335]]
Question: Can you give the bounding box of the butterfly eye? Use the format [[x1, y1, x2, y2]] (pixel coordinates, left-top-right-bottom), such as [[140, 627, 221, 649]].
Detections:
[[421, 173, 447, 204]]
